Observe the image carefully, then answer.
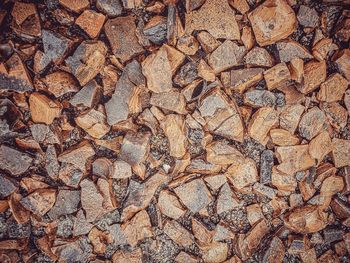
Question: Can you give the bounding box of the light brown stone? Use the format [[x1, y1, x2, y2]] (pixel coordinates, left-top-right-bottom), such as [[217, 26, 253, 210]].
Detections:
[[75, 108, 110, 139], [217, 183, 240, 214], [225, 156, 258, 190], [88, 227, 113, 254], [206, 141, 243, 166], [29, 93, 61, 125], [264, 62, 291, 90], [230, 0, 250, 14], [225, 68, 264, 93], [289, 58, 304, 83], [59, 0, 89, 13], [58, 141, 95, 169], [312, 38, 338, 61], [201, 242, 228, 263], [245, 47, 274, 67], [176, 34, 199, 56], [270, 128, 299, 146], [322, 102, 348, 130], [317, 73, 348, 102], [11, 2, 41, 37], [277, 39, 313, 62], [332, 138, 350, 168], [298, 60, 327, 94], [298, 107, 327, 140], [196, 31, 220, 54], [248, 107, 279, 145], [112, 248, 142, 263], [20, 189, 56, 216], [271, 167, 297, 193], [76, 10, 105, 38], [158, 190, 186, 219], [246, 204, 265, 226], [334, 49, 350, 81], [150, 91, 187, 114], [263, 237, 285, 263], [309, 131, 333, 164], [185, 0, 240, 40], [279, 104, 305, 133], [111, 160, 132, 179], [42, 71, 79, 98], [163, 220, 194, 247], [248, 0, 297, 46], [80, 179, 104, 222]]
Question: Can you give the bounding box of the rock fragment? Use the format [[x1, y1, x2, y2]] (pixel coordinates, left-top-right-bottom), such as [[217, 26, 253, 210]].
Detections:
[[298, 107, 326, 140], [112, 248, 142, 263], [270, 128, 299, 146], [264, 63, 291, 90], [0, 145, 33, 176], [58, 141, 95, 170], [158, 190, 186, 219], [105, 16, 144, 63], [0, 175, 17, 198], [309, 131, 332, 164], [70, 80, 102, 108], [29, 93, 61, 125], [279, 104, 305, 133], [332, 138, 350, 168], [297, 5, 319, 28], [217, 183, 240, 214], [150, 91, 187, 114], [224, 68, 264, 93], [75, 108, 110, 139], [11, 2, 41, 37], [260, 150, 274, 185], [243, 89, 276, 108], [248, 0, 297, 46], [59, 0, 89, 13], [80, 179, 104, 222], [245, 47, 274, 67], [96, 0, 123, 17], [334, 49, 350, 81], [277, 39, 313, 62], [317, 73, 348, 102], [298, 60, 327, 94], [76, 10, 106, 38], [163, 220, 194, 247], [196, 31, 220, 53], [48, 190, 80, 219], [42, 71, 79, 98], [225, 156, 258, 190], [20, 189, 56, 216]]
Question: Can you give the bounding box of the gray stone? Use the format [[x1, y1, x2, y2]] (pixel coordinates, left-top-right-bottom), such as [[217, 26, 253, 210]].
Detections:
[[173, 62, 198, 87], [0, 145, 33, 176], [96, 0, 123, 17], [297, 5, 319, 28], [0, 174, 17, 198], [260, 150, 274, 184], [48, 190, 81, 219], [243, 89, 276, 108]]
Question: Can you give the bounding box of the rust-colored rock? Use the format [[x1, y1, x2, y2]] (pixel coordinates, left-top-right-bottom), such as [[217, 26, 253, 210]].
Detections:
[[334, 49, 350, 81], [298, 60, 327, 94], [59, 0, 90, 13], [317, 73, 348, 102], [163, 220, 194, 247], [11, 2, 41, 37], [248, 0, 297, 46], [158, 190, 186, 219], [270, 128, 299, 146], [76, 10, 106, 38], [75, 108, 110, 139], [20, 189, 56, 216], [264, 62, 291, 90], [29, 93, 61, 125], [225, 156, 258, 190], [332, 138, 350, 168], [42, 71, 79, 98]]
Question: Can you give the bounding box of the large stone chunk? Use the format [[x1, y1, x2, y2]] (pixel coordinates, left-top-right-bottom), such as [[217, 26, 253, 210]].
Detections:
[[59, 0, 89, 13], [29, 93, 61, 125], [298, 60, 326, 94], [277, 39, 313, 62], [164, 220, 195, 247], [298, 107, 326, 140], [20, 189, 56, 216], [217, 183, 240, 214], [150, 91, 187, 114], [199, 89, 244, 142], [157, 190, 186, 219], [106, 60, 145, 125], [104, 16, 144, 63], [58, 141, 95, 170], [0, 175, 17, 198], [96, 0, 123, 17], [142, 44, 184, 93], [248, 0, 297, 46], [119, 131, 150, 167], [334, 49, 350, 81], [245, 47, 274, 67], [332, 138, 350, 168], [297, 5, 319, 28], [317, 73, 348, 102], [75, 108, 110, 139], [65, 40, 107, 86], [48, 190, 80, 219], [121, 172, 169, 221], [174, 179, 212, 213], [11, 2, 41, 37], [70, 80, 102, 108], [75, 10, 106, 38], [0, 145, 33, 176], [208, 40, 246, 73], [43, 71, 79, 98], [185, 0, 240, 40], [243, 89, 276, 108], [224, 68, 264, 93], [225, 156, 258, 190], [206, 140, 243, 166], [248, 107, 278, 145], [263, 62, 291, 90], [80, 179, 104, 222]]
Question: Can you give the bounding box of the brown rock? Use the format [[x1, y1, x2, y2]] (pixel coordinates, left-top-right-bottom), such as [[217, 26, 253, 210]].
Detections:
[[121, 210, 153, 247], [80, 179, 104, 222], [289, 58, 304, 83], [248, 0, 296, 46], [185, 0, 240, 40], [176, 34, 199, 56], [264, 62, 291, 90], [59, 0, 90, 13], [97, 178, 116, 211], [122, 172, 169, 221], [112, 248, 142, 263], [245, 47, 274, 67], [298, 60, 326, 94], [111, 160, 132, 179], [0, 175, 17, 198], [73, 210, 93, 236], [201, 242, 228, 263], [150, 91, 187, 114], [29, 93, 61, 125], [158, 190, 186, 219], [208, 41, 246, 73], [317, 73, 348, 102], [277, 39, 313, 62], [101, 65, 119, 96], [297, 5, 319, 28], [320, 176, 344, 201], [241, 26, 255, 51], [224, 68, 264, 93], [263, 237, 285, 263], [217, 183, 240, 214], [175, 252, 198, 263], [142, 45, 184, 93], [76, 10, 106, 38], [42, 71, 79, 98], [332, 138, 350, 168], [11, 2, 41, 37], [206, 141, 243, 166], [65, 40, 107, 86], [271, 167, 297, 193], [230, 0, 250, 14], [322, 102, 348, 130], [225, 156, 258, 190], [186, 159, 221, 175], [70, 80, 102, 108], [204, 174, 227, 191], [0, 54, 33, 92], [30, 124, 60, 145], [248, 107, 279, 145], [163, 220, 194, 247], [59, 164, 84, 188], [333, 49, 350, 81], [88, 227, 113, 254], [199, 89, 244, 142], [48, 190, 80, 219], [93, 158, 112, 178], [174, 179, 212, 213], [284, 205, 328, 233], [279, 104, 305, 133], [276, 145, 315, 175], [20, 189, 56, 216], [9, 193, 30, 224], [105, 16, 144, 63], [309, 131, 332, 164], [246, 204, 265, 226], [270, 128, 299, 146], [312, 38, 338, 61], [0, 145, 33, 176], [58, 141, 95, 169], [75, 108, 110, 139], [196, 31, 220, 54], [298, 107, 326, 140], [243, 89, 277, 108]]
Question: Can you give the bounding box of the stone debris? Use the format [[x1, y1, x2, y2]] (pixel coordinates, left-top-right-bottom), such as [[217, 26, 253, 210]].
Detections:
[[76, 10, 106, 38]]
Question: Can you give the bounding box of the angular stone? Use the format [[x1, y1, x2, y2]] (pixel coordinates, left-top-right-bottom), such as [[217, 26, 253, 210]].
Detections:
[[246, 204, 265, 226], [20, 189, 56, 216], [75, 108, 110, 139], [143, 16, 167, 45], [208, 41, 246, 73], [88, 227, 113, 254], [185, 0, 240, 40], [160, 114, 187, 159], [59, 164, 84, 188], [112, 248, 142, 263], [175, 252, 198, 263], [73, 210, 93, 236], [174, 179, 212, 213], [245, 47, 274, 67], [334, 49, 350, 81], [196, 31, 220, 53], [276, 145, 315, 175], [45, 145, 60, 180], [263, 237, 285, 263], [226, 68, 264, 93], [318, 73, 348, 102], [29, 93, 61, 125], [202, 242, 228, 263], [297, 5, 319, 28], [198, 59, 215, 82], [271, 167, 297, 193], [142, 44, 184, 93], [312, 38, 338, 61], [186, 159, 221, 175], [217, 183, 240, 214], [48, 190, 80, 219], [59, 0, 89, 13], [248, 107, 278, 145], [323, 102, 348, 130], [309, 131, 332, 164], [70, 80, 102, 108], [225, 156, 258, 190], [277, 39, 313, 62], [150, 91, 187, 114], [260, 150, 274, 184], [298, 107, 326, 140], [332, 138, 350, 168], [58, 141, 95, 169], [122, 172, 168, 221], [105, 16, 144, 63], [80, 179, 104, 222], [65, 40, 107, 86], [30, 124, 60, 145], [120, 131, 150, 167], [270, 128, 299, 146], [111, 160, 132, 179], [176, 34, 199, 56], [76, 10, 105, 38], [264, 62, 291, 90], [43, 71, 79, 98], [97, 178, 115, 211], [243, 89, 276, 108], [298, 60, 326, 94], [163, 220, 194, 247], [289, 58, 304, 83], [206, 141, 243, 166], [97, 0, 123, 17], [0, 145, 33, 176], [174, 62, 198, 88], [199, 89, 244, 142], [121, 210, 153, 247], [248, 0, 297, 46], [158, 190, 186, 220], [11, 2, 41, 37], [0, 175, 17, 198], [0, 54, 33, 92], [279, 104, 305, 133], [204, 174, 227, 191]]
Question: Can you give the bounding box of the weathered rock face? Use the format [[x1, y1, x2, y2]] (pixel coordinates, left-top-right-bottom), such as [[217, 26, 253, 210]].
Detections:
[[0, 145, 33, 176], [248, 0, 297, 46]]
